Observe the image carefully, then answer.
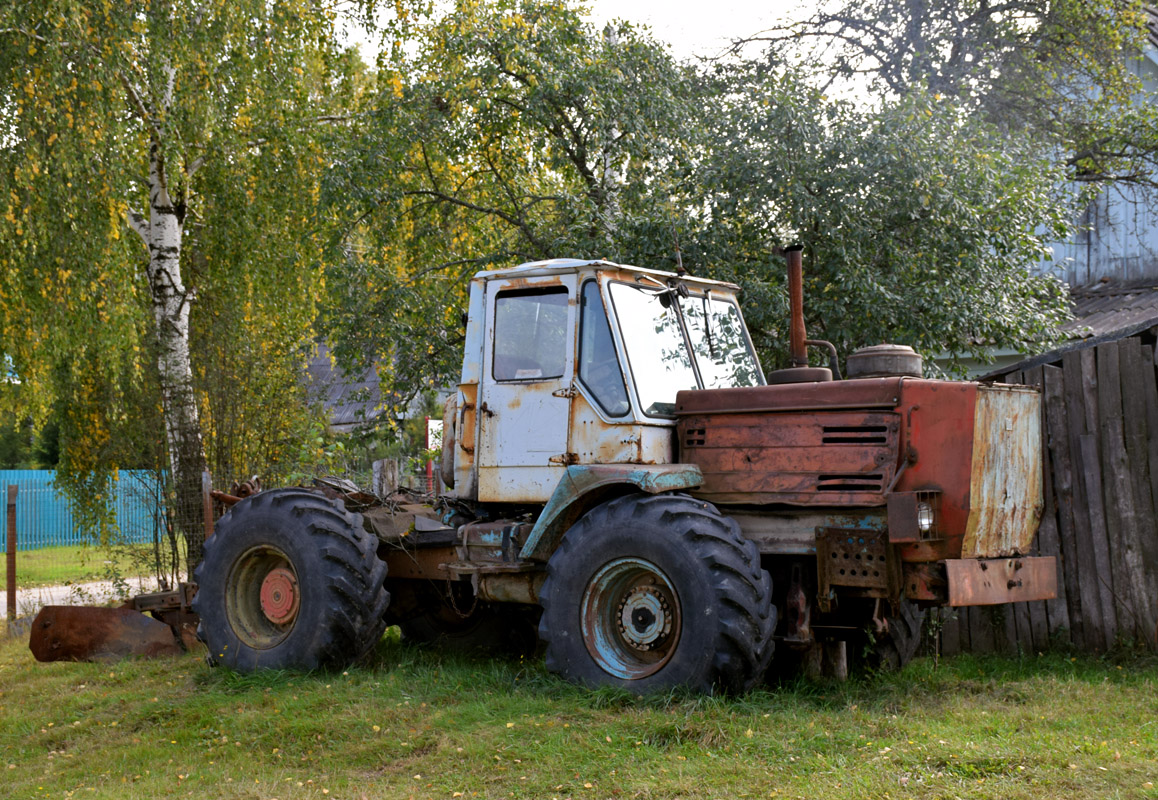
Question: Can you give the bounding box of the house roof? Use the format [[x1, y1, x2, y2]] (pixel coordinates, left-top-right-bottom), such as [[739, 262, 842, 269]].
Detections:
[[1148, 5, 1158, 49], [305, 343, 383, 432], [1064, 279, 1158, 340], [976, 280, 1158, 378]]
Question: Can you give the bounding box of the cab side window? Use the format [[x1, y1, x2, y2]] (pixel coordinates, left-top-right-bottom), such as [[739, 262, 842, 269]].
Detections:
[[578, 281, 630, 416], [493, 287, 568, 381]]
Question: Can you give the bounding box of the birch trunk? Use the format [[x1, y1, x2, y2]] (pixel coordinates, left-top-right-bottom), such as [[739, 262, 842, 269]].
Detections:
[[130, 142, 208, 571]]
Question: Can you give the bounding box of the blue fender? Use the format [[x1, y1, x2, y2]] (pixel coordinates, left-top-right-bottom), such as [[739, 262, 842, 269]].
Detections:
[[519, 464, 704, 561]]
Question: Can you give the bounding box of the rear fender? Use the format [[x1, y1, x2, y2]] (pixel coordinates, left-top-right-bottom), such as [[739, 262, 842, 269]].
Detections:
[[519, 464, 703, 561]]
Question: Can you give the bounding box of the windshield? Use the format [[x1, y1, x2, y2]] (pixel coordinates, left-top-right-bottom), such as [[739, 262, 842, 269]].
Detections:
[[609, 282, 698, 416], [609, 281, 763, 417], [679, 293, 763, 389]]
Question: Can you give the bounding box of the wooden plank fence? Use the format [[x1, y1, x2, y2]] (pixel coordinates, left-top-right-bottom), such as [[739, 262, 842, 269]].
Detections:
[[937, 334, 1158, 655]]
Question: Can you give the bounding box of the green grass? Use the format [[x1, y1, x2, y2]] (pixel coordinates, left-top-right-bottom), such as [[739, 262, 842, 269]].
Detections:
[[0, 546, 107, 591], [0, 543, 174, 591], [1, 632, 1157, 800]]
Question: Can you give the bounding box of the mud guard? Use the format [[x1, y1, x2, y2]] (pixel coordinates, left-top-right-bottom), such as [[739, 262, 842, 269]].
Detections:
[[519, 464, 703, 562]]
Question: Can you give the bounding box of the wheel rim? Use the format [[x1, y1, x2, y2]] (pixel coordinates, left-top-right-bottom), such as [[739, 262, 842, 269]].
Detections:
[[226, 545, 300, 649], [581, 557, 681, 680]]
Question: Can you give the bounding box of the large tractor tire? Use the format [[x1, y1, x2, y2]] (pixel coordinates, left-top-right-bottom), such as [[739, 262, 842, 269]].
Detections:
[[538, 493, 776, 694], [193, 488, 390, 672]]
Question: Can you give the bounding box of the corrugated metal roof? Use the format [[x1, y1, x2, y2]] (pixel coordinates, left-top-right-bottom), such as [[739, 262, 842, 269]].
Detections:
[[1064, 279, 1158, 340]]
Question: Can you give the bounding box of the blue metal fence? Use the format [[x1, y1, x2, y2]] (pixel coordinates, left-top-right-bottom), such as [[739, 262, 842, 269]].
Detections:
[[0, 470, 166, 552]]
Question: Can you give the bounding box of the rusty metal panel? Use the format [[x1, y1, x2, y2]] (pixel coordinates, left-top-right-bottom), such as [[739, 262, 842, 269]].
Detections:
[[453, 383, 479, 500], [477, 275, 577, 504], [887, 490, 941, 543], [946, 557, 1058, 606], [887, 492, 922, 542], [458, 521, 532, 563], [675, 377, 905, 416], [728, 508, 887, 554], [568, 393, 674, 466], [475, 258, 742, 293], [637, 423, 675, 465], [902, 562, 948, 603], [890, 380, 977, 558], [960, 385, 1044, 557], [477, 571, 545, 605], [459, 280, 486, 385], [815, 528, 900, 611], [381, 546, 455, 580], [29, 606, 182, 662], [681, 410, 900, 505]]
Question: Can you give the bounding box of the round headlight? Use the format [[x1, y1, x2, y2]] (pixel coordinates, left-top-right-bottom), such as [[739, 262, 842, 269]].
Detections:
[[916, 501, 935, 532]]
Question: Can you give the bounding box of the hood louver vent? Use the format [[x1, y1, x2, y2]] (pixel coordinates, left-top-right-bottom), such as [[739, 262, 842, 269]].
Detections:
[[817, 474, 885, 491], [821, 425, 889, 444]]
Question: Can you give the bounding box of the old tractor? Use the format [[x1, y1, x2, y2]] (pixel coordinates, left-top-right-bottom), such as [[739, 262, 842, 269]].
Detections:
[[192, 250, 1056, 692]]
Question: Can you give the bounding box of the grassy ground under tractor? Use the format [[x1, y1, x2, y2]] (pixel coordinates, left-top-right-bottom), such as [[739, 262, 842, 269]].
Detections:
[[1, 630, 1156, 799]]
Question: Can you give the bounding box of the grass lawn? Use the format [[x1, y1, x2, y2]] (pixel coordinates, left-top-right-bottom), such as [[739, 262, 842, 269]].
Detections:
[[0, 544, 176, 591], [1, 631, 1156, 800], [0, 546, 106, 591]]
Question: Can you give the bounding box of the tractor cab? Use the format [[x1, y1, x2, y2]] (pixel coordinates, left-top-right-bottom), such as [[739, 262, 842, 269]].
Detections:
[[447, 259, 764, 504]]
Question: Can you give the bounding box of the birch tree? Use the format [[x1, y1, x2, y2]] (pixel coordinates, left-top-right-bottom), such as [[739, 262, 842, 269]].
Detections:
[[0, 1, 378, 566]]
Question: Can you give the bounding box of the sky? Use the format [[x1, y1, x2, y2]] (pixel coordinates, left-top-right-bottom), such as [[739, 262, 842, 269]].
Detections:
[[343, 1, 813, 64], [580, 0, 810, 60]]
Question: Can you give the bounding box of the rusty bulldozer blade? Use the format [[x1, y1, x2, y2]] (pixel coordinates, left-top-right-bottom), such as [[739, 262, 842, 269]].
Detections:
[[29, 606, 183, 662]]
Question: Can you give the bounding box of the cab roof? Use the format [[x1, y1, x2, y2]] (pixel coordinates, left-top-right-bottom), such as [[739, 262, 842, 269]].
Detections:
[[472, 258, 741, 292]]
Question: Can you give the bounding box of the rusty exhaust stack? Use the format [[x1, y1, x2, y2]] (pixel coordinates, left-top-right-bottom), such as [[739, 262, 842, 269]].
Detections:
[[768, 246, 840, 384], [785, 246, 808, 368]]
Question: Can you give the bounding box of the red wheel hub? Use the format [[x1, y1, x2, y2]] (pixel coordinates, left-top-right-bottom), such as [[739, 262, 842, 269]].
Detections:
[[259, 566, 299, 625]]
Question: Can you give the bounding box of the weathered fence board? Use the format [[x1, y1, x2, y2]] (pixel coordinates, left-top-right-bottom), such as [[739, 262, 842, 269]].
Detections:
[[1117, 339, 1158, 646], [1043, 364, 1080, 642], [1062, 351, 1108, 650], [1096, 342, 1140, 641]]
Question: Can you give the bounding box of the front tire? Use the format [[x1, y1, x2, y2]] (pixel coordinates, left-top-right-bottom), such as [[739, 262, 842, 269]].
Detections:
[[193, 489, 390, 672], [538, 493, 775, 693]]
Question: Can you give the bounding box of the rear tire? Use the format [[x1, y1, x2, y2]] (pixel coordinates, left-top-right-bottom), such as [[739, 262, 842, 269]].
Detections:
[[193, 488, 390, 672], [538, 493, 775, 693], [868, 599, 926, 671]]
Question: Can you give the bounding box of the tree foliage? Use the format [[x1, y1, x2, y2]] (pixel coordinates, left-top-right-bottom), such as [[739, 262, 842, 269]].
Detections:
[[693, 62, 1074, 370], [746, 0, 1158, 187], [0, 0, 373, 561], [323, 0, 704, 416], [323, 1, 1074, 389], [0, 0, 1088, 548]]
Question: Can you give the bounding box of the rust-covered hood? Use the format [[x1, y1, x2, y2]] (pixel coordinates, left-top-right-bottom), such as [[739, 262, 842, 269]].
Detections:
[[676, 377, 1044, 559]]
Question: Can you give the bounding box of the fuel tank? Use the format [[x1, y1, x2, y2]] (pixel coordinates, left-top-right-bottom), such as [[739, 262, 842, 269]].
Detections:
[[675, 377, 1043, 559]]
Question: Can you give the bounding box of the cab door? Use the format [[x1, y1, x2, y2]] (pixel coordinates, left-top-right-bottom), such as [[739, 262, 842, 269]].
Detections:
[[477, 277, 576, 503]]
